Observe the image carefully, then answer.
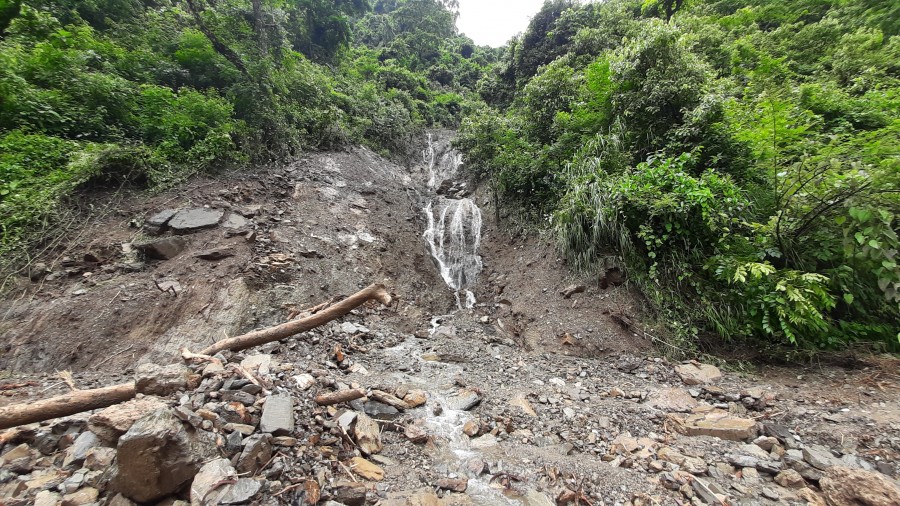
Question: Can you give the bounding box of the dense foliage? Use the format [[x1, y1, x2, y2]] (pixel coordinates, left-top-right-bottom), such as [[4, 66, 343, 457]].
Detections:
[[457, 0, 899, 351], [0, 0, 493, 276]]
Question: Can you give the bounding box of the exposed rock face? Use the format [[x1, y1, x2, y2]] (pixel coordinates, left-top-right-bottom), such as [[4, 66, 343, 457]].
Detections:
[[819, 466, 900, 506], [111, 408, 216, 503], [88, 397, 169, 444], [168, 208, 224, 234], [135, 363, 191, 396]]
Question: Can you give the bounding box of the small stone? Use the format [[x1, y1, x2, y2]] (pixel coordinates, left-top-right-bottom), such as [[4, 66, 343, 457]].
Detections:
[[293, 374, 315, 390], [403, 389, 427, 408], [675, 363, 722, 385], [240, 355, 274, 375], [754, 436, 778, 452], [775, 469, 806, 489], [803, 445, 843, 471], [260, 395, 294, 436], [645, 388, 699, 412], [760, 488, 780, 501], [561, 285, 586, 298], [332, 482, 367, 506], [61, 487, 99, 506], [34, 490, 62, 506], [462, 420, 480, 437], [223, 423, 255, 435], [353, 413, 383, 456], [405, 423, 428, 444], [236, 434, 273, 474], [671, 409, 757, 441], [195, 248, 235, 261], [350, 457, 384, 481], [84, 447, 116, 471], [436, 478, 468, 492], [222, 390, 257, 406], [63, 431, 99, 468], [448, 389, 482, 411]]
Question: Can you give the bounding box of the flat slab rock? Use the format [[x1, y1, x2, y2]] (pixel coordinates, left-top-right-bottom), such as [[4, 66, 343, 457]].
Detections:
[[168, 208, 224, 233], [671, 409, 758, 441], [675, 362, 722, 385], [260, 395, 294, 436]]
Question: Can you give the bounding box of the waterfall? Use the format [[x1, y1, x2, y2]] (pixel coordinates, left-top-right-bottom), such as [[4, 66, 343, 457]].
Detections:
[[421, 133, 483, 309]]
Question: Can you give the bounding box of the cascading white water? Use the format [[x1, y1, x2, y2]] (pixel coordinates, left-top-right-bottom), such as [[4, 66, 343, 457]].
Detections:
[[421, 133, 483, 309]]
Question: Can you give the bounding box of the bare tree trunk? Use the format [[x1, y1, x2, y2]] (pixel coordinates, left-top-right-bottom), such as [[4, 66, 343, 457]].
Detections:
[[198, 284, 391, 356], [0, 384, 136, 430], [184, 0, 250, 77], [0, 284, 392, 430]]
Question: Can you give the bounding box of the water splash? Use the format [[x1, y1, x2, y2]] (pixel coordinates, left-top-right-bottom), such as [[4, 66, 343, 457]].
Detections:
[[424, 132, 464, 189], [423, 198, 483, 309]]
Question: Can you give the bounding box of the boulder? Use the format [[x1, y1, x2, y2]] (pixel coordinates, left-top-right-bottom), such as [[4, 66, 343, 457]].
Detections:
[[820, 466, 900, 506], [111, 408, 216, 503], [168, 208, 224, 234], [135, 363, 191, 396], [135, 237, 187, 260]]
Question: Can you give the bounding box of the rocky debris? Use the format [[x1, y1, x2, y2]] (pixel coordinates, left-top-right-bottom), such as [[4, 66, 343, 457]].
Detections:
[[112, 408, 217, 503], [168, 208, 225, 234], [674, 362, 722, 385], [820, 466, 900, 505], [135, 363, 191, 396], [135, 237, 187, 260], [802, 444, 844, 471], [88, 397, 169, 444], [436, 478, 468, 492], [775, 469, 806, 488], [259, 394, 294, 436], [670, 409, 758, 441]]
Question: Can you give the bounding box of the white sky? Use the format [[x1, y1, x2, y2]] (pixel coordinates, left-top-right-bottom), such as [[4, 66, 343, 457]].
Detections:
[[456, 0, 547, 48]]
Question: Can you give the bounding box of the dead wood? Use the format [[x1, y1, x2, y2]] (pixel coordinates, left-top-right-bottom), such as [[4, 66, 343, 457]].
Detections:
[[0, 383, 136, 430], [197, 284, 391, 356], [0, 283, 392, 430], [315, 388, 367, 406]]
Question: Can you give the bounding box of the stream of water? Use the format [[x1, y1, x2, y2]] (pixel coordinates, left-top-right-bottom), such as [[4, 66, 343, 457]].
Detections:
[[421, 133, 484, 309]]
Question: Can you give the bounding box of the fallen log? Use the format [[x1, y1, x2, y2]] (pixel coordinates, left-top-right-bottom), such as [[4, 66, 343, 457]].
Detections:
[[0, 283, 392, 430], [0, 383, 136, 430], [315, 388, 367, 406], [198, 283, 391, 356]]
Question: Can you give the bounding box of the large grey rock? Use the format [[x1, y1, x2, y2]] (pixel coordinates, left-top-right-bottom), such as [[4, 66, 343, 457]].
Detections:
[[803, 444, 844, 471], [168, 208, 224, 234], [221, 213, 249, 229], [260, 395, 294, 436], [135, 237, 187, 260], [135, 363, 191, 396], [89, 397, 169, 444], [447, 389, 482, 411], [111, 408, 216, 503]]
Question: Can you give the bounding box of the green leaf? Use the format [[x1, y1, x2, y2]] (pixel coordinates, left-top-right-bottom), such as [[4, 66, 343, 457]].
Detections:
[[843, 293, 854, 305], [855, 232, 866, 245]]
